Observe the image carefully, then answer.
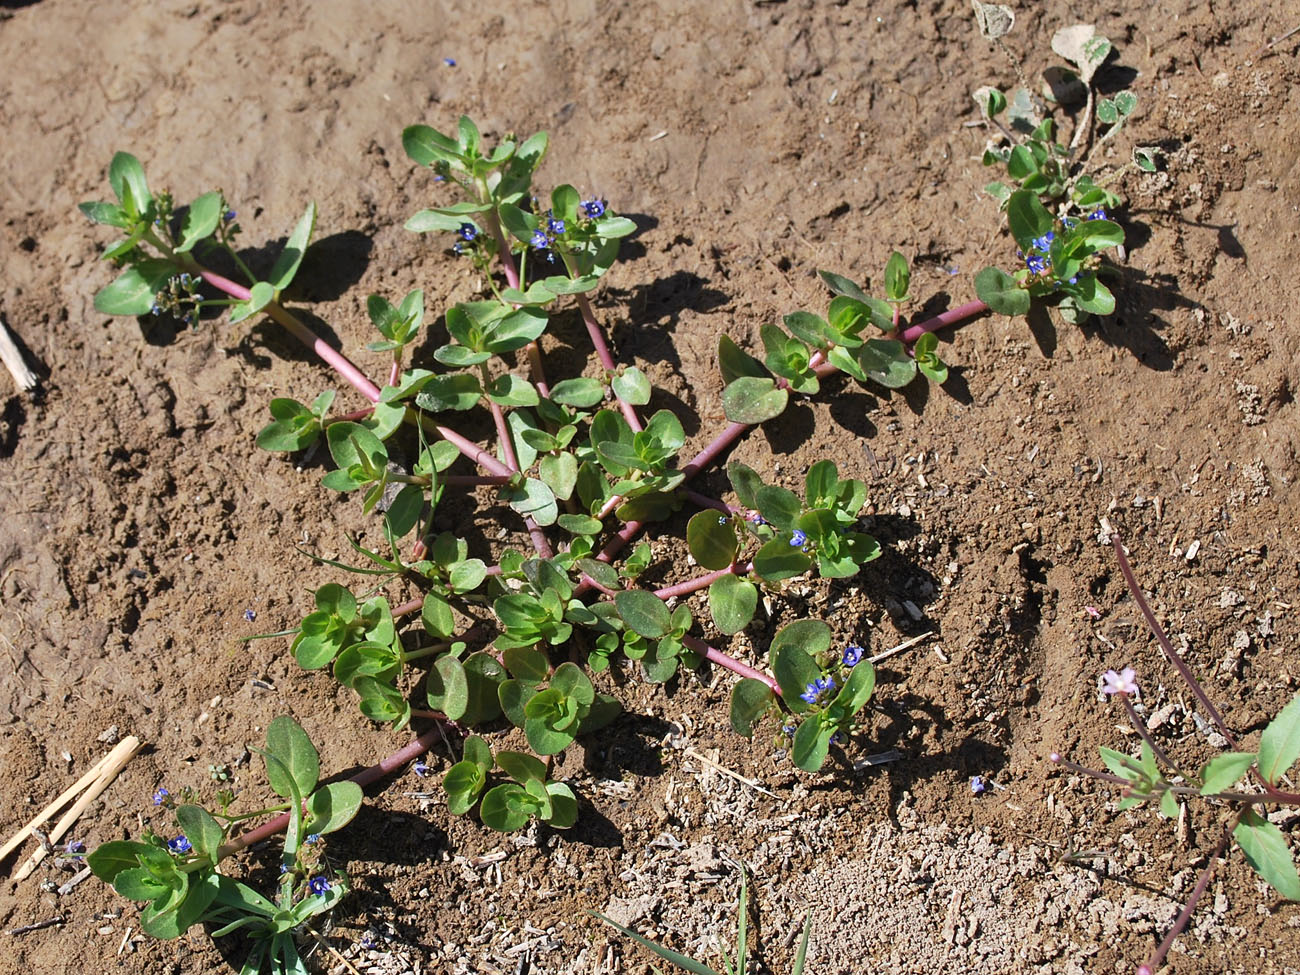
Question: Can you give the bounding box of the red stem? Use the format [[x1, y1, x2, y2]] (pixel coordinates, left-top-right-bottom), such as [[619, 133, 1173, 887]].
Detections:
[[898, 300, 989, 345], [216, 719, 447, 859], [682, 634, 779, 694], [653, 563, 751, 601], [576, 292, 642, 432], [1137, 826, 1233, 975]]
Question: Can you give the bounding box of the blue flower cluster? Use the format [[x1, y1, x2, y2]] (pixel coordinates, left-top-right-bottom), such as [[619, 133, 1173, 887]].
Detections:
[[841, 644, 864, 667], [167, 835, 191, 854], [800, 675, 836, 704], [308, 875, 332, 895], [789, 529, 807, 548], [580, 198, 606, 219], [457, 222, 478, 242]]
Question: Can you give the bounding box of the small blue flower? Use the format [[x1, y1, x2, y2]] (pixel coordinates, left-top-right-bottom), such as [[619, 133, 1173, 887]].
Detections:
[[178, 273, 191, 285], [830, 732, 845, 745], [223, 210, 237, 223], [789, 529, 807, 548], [1025, 254, 1049, 276], [800, 675, 836, 704], [1030, 231, 1055, 253], [167, 835, 191, 854], [65, 839, 86, 855], [781, 725, 796, 737], [279, 863, 289, 874], [749, 514, 765, 526], [546, 216, 566, 236], [433, 175, 446, 182], [243, 608, 256, 622], [457, 222, 478, 242], [413, 760, 430, 778], [530, 229, 551, 250], [1088, 208, 1107, 220], [305, 833, 320, 845], [1063, 217, 1078, 230], [842, 644, 864, 668], [443, 57, 456, 67], [152, 787, 170, 806], [970, 775, 987, 795], [308, 876, 331, 896], [1068, 275, 1078, 285], [150, 304, 162, 316], [580, 199, 606, 219], [717, 515, 728, 526]]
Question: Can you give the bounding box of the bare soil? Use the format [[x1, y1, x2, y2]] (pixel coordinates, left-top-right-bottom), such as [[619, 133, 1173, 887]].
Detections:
[[1, 1, 1298, 973]]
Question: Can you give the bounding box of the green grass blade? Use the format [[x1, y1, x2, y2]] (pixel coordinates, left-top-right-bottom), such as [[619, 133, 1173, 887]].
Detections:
[[590, 911, 720, 975], [792, 911, 813, 975]]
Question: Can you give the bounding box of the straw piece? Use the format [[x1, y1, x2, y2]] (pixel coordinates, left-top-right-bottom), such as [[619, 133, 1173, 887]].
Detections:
[[1, 736, 141, 866], [12, 736, 142, 880], [0, 314, 37, 393]]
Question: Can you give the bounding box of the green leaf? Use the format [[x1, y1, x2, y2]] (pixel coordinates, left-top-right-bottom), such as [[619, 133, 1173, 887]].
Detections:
[[264, 716, 320, 799], [79, 200, 130, 228], [831, 660, 876, 714], [730, 678, 775, 738], [87, 840, 158, 883], [93, 259, 175, 316], [496, 750, 547, 786], [175, 805, 225, 864], [480, 783, 535, 832], [1234, 809, 1300, 901], [426, 654, 468, 721], [727, 461, 764, 510], [1070, 275, 1115, 316], [176, 191, 223, 253], [818, 269, 870, 303], [687, 510, 738, 570], [972, 85, 1007, 118], [501, 477, 558, 526], [462, 652, 506, 724], [402, 124, 459, 167], [303, 781, 364, 835], [611, 367, 651, 406], [975, 266, 1031, 318], [1199, 752, 1258, 794], [615, 590, 672, 639], [113, 867, 171, 902], [722, 377, 788, 424], [754, 485, 801, 530], [109, 152, 152, 216], [1258, 694, 1300, 786], [549, 377, 605, 407], [856, 339, 917, 388], [752, 537, 812, 582], [413, 373, 483, 412], [709, 575, 757, 635], [718, 334, 768, 384], [1006, 190, 1054, 251], [325, 421, 387, 474], [772, 645, 821, 713], [354, 676, 411, 728], [248, 280, 275, 314], [792, 718, 832, 771], [884, 251, 910, 301], [487, 373, 540, 407], [268, 201, 317, 291], [443, 760, 487, 815]]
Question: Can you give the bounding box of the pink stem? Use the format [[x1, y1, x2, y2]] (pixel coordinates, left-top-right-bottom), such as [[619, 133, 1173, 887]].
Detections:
[[898, 300, 988, 345], [577, 292, 642, 432], [199, 269, 382, 402], [216, 719, 447, 859], [442, 474, 513, 487], [682, 634, 779, 694], [197, 268, 514, 479], [653, 562, 752, 601], [1137, 827, 1233, 975]]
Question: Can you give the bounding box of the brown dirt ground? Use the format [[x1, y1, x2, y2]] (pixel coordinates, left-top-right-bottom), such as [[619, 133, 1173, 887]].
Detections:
[[1, 1, 1298, 973]]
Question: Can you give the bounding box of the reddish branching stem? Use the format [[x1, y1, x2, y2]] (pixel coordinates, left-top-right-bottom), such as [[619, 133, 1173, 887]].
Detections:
[[216, 719, 447, 860], [1110, 534, 1238, 748], [681, 634, 779, 694], [1137, 826, 1234, 975]]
